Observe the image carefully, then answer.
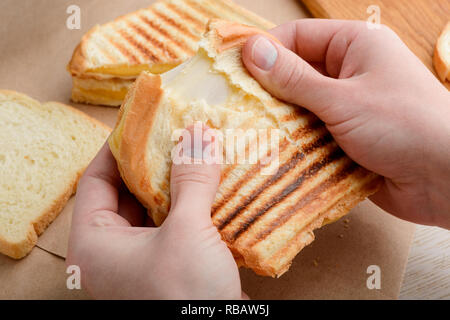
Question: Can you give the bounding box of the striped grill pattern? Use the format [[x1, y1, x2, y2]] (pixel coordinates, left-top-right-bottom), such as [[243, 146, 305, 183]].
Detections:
[[71, 0, 275, 73], [209, 109, 379, 276], [108, 18, 381, 277]]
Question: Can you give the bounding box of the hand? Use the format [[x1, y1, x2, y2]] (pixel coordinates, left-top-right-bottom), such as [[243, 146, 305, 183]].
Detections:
[[67, 125, 245, 299], [242, 19, 450, 229]]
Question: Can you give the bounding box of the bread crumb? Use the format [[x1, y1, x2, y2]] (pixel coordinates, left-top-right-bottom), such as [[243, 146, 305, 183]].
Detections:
[[338, 234, 344, 238], [344, 224, 349, 229], [344, 218, 350, 224], [313, 259, 319, 267]]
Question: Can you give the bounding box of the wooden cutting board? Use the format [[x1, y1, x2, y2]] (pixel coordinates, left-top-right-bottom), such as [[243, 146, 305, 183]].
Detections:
[[302, 0, 450, 89]]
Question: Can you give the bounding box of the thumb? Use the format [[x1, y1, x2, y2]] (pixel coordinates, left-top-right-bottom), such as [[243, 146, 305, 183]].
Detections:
[[167, 123, 221, 229], [242, 35, 346, 122]]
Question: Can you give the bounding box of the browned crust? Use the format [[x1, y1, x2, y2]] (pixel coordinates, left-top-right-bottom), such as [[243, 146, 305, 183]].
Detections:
[[207, 19, 280, 53], [0, 90, 110, 259], [433, 21, 450, 85], [67, 26, 100, 76], [240, 174, 382, 277], [110, 73, 164, 211]]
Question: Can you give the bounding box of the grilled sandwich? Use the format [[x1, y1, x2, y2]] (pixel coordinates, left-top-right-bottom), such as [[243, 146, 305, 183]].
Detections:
[[108, 20, 382, 277], [67, 0, 274, 106]]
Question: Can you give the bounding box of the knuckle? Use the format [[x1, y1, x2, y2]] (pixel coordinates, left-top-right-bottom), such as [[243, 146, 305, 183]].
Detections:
[[172, 169, 215, 186], [277, 58, 306, 97]]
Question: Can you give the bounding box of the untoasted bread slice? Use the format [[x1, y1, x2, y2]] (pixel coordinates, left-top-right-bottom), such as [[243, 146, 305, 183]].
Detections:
[[0, 90, 110, 259], [108, 20, 381, 277], [433, 21, 450, 84], [67, 0, 275, 106]]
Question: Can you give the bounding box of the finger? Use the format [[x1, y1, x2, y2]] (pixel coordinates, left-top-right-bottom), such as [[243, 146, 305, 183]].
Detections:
[[72, 142, 131, 229], [268, 19, 363, 77], [167, 122, 221, 230], [242, 35, 349, 122]]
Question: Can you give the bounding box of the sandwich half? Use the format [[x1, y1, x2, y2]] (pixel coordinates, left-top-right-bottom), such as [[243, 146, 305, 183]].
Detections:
[[108, 20, 382, 277], [67, 0, 274, 106], [0, 90, 110, 259]]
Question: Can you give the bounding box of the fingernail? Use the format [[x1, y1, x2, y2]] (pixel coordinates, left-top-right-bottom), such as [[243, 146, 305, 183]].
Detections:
[[252, 37, 278, 70]]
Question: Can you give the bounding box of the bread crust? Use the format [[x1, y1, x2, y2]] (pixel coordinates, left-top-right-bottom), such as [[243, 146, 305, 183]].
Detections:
[[207, 19, 280, 53], [108, 74, 164, 214], [0, 90, 111, 259], [433, 21, 450, 84]]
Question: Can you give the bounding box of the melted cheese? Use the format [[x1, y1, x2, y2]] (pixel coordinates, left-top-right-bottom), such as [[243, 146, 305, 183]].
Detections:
[[87, 63, 179, 77]]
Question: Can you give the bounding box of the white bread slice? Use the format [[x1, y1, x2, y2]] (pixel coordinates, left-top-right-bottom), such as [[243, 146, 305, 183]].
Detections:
[[433, 21, 450, 84], [0, 90, 110, 259], [108, 20, 381, 277]]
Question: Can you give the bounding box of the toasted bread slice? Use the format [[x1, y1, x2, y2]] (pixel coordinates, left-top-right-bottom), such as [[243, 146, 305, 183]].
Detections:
[[108, 20, 381, 277], [433, 21, 450, 84], [68, 0, 275, 106], [0, 90, 110, 259]]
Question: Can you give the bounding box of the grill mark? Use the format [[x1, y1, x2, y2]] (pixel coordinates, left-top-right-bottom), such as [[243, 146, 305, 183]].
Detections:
[[217, 150, 305, 231], [185, 0, 220, 19], [218, 137, 255, 183], [215, 130, 333, 223], [218, 119, 325, 199], [251, 161, 359, 244], [126, 21, 178, 60], [291, 117, 324, 140], [228, 147, 345, 241], [150, 7, 200, 41], [118, 28, 159, 62], [137, 14, 195, 55], [218, 131, 287, 186], [103, 34, 139, 64], [302, 132, 333, 154], [212, 139, 290, 215], [280, 108, 310, 122], [166, 2, 205, 30]]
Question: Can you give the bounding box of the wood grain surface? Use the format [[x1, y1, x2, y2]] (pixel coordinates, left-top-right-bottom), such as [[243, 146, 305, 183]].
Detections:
[[400, 225, 450, 299], [302, 0, 450, 89]]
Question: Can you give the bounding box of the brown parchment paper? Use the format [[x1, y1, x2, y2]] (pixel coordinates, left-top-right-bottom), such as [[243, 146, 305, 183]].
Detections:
[[0, 0, 415, 299]]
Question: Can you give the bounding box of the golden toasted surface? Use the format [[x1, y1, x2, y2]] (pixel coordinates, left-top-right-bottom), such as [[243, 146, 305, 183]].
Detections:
[[68, 0, 274, 78], [109, 20, 381, 277]]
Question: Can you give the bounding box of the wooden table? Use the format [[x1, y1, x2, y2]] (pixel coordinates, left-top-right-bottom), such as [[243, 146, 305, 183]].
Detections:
[[400, 226, 450, 299]]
